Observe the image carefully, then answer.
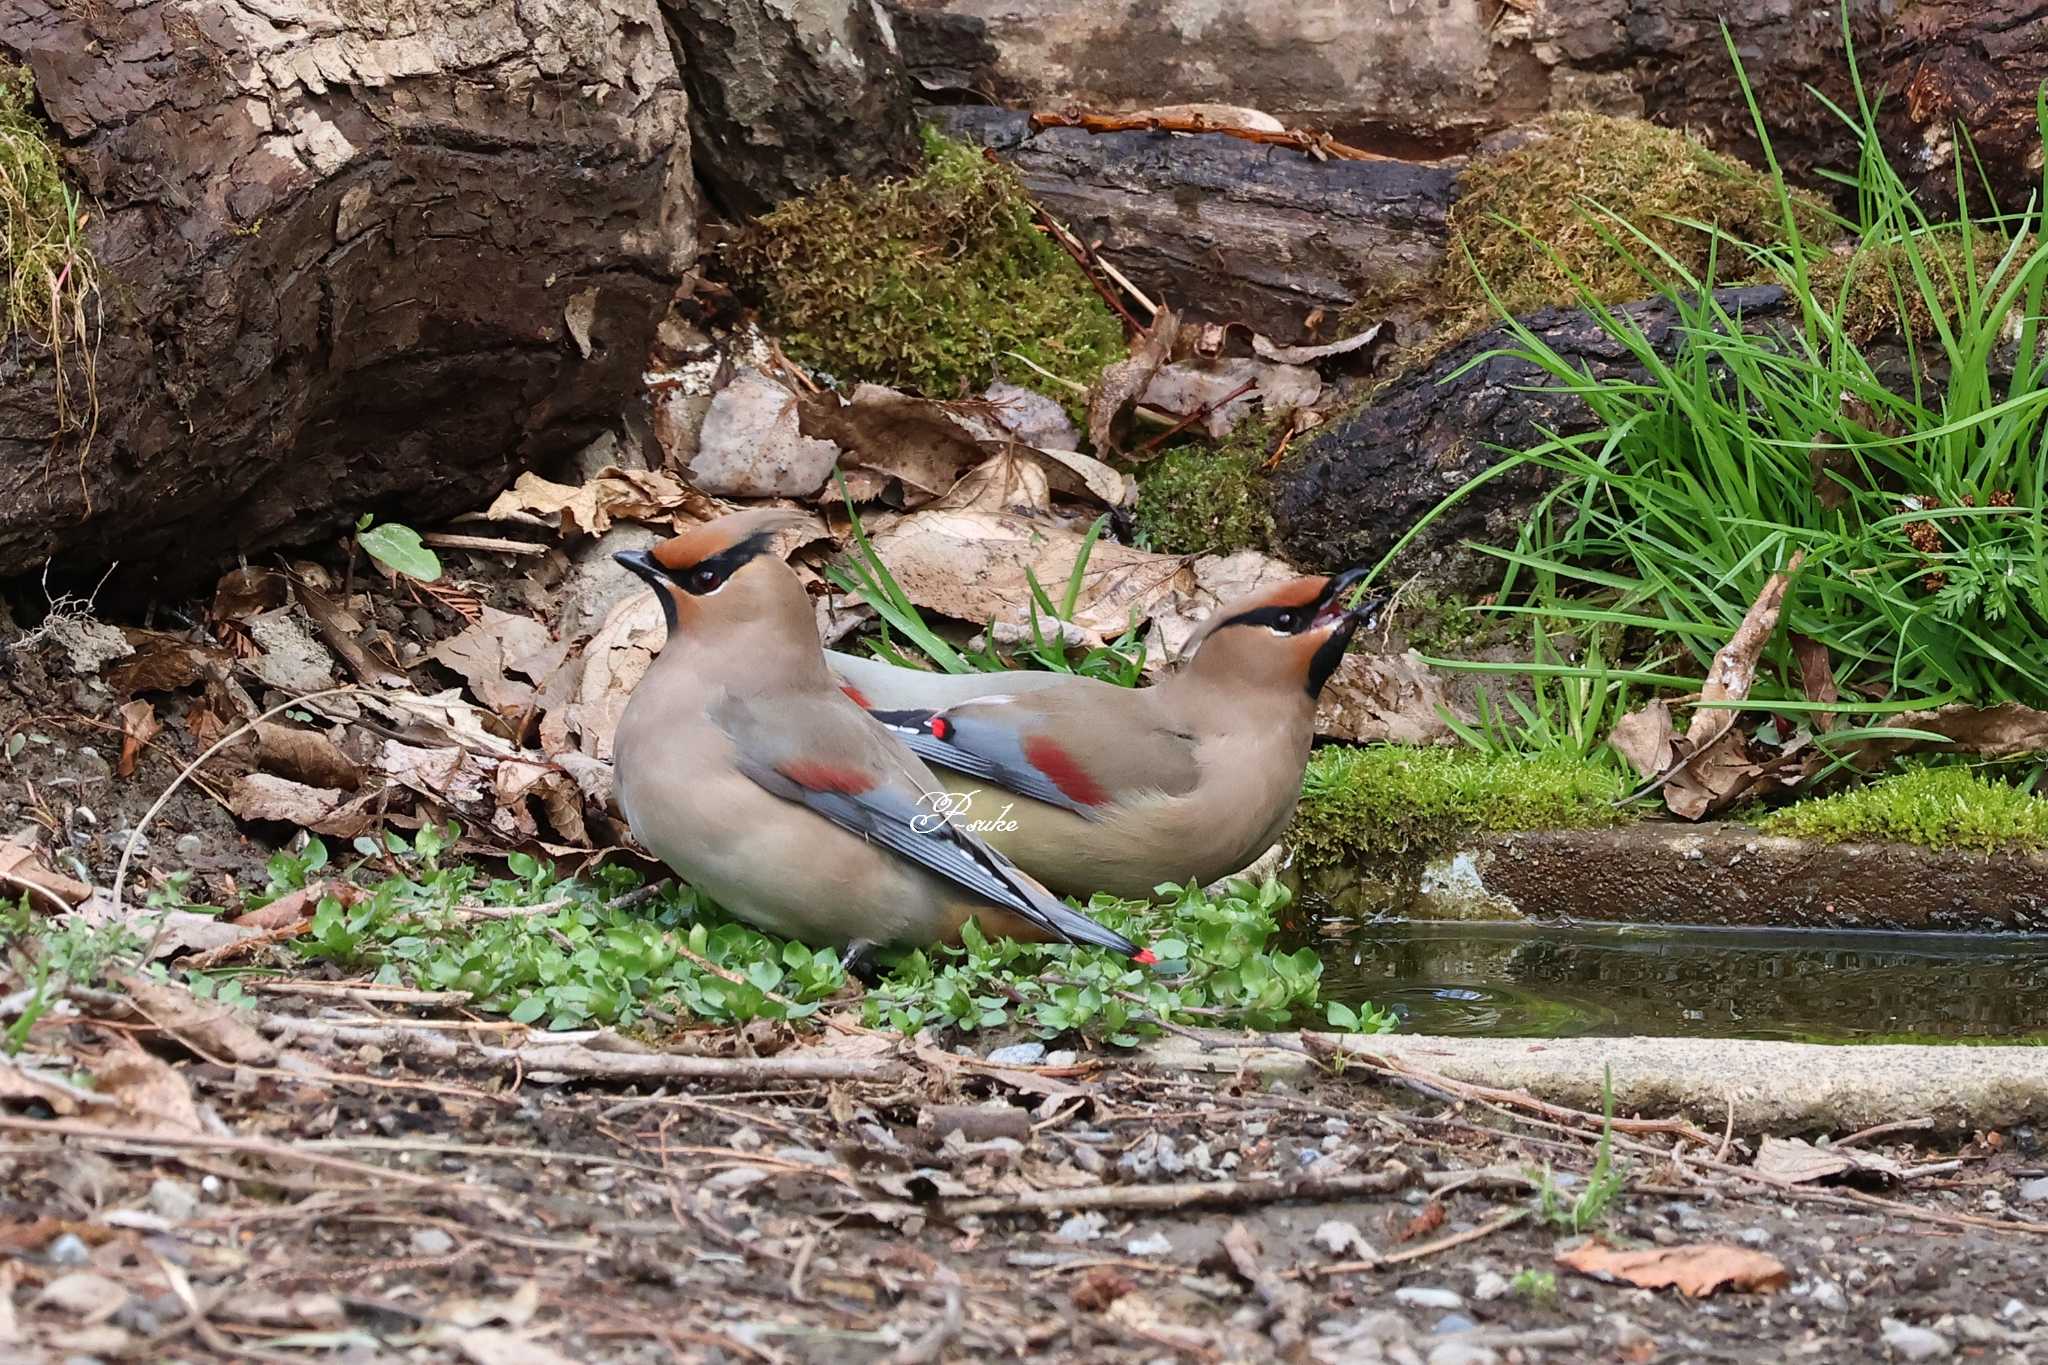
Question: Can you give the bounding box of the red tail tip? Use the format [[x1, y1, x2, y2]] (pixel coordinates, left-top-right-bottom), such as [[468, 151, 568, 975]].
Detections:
[[1133, 948, 1158, 966]]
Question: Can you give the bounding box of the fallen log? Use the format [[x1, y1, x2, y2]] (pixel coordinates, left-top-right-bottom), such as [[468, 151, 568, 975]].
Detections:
[[0, 0, 694, 592], [934, 107, 1456, 336], [1269, 285, 1798, 592], [895, 0, 2044, 209]]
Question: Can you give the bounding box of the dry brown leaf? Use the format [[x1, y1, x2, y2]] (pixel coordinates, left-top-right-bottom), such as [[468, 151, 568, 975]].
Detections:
[[547, 593, 664, 760], [866, 506, 1195, 641], [1608, 699, 1676, 780], [227, 773, 351, 826], [93, 1038, 204, 1138], [799, 384, 983, 505], [983, 380, 1081, 449], [453, 1329, 580, 1365], [1859, 701, 2048, 767], [114, 699, 159, 780], [1556, 1241, 1787, 1296], [692, 367, 841, 498], [1141, 357, 1321, 440], [1789, 633, 1838, 732], [211, 566, 291, 624], [110, 972, 276, 1064], [1315, 651, 1462, 745], [34, 1270, 130, 1322], [233, 879, 353, 929], [255, 721, 362, 791], [1087, 306, 1177, 456], [431, 608, 559, 718], [0, 839, 94, 907], [1754, 1136, 1903, 1186], [1688, 550, 1805, 748], [105, 632, 229, 696], [486, 465, 698, 538], [0, 1057, 83, 1115]]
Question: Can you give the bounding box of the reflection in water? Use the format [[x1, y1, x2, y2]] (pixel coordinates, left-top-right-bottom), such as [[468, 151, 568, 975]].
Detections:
[[1312, 918, 2048, 1041]]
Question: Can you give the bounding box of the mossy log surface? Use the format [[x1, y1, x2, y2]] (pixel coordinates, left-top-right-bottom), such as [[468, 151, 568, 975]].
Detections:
[[0, 0, 694, 591], [1269, 285, 1798, 592], [935, 108, 1457, 337]]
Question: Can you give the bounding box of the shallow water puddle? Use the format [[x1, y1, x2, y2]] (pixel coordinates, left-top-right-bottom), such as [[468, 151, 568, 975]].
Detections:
[[1309, 918, 2048, 1042]]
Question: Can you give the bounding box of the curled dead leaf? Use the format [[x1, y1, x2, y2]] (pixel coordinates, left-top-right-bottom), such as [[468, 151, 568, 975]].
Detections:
[[1087, 306, 1177, 456], [1556, 1241, 1787, 1296], [1754, 1136, 1903, 1186]]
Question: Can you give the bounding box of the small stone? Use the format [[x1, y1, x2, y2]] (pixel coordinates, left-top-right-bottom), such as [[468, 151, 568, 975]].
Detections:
[[1737, 1225, 1772, 1246], [1880, 1318, 1953, 1361], [410, 1227, 455, 1255], [1054, 1212, 1105, 1243], [47, 1232, 91, 1265], [200, 1175, 221, 1196], [1951, 1315, 2007, 1345], [1394, 1286, 1464, 1311], [1471, 1271, 1509, 1302], [174, 833, 203, 858], [1810, 1279, 1848, 1313], [1312, 1220, 1369, 1257], [1432, 1313, 1477, 1334], [727, 1126, 765, 1152], [1125, 1232, 1172, 1256], [1425, 1344, 1499, 1365], [1043, 1050, 1077, 1067], [2017, 1176, 2048, 1203], [1999, 1298, 2032, 1325], [147, 1178, 198, 1222], [986, 1042, 1046, 1066]]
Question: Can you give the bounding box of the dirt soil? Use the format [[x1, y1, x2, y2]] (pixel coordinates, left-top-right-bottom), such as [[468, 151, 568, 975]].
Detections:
[[4, 987, 2047, 1363]]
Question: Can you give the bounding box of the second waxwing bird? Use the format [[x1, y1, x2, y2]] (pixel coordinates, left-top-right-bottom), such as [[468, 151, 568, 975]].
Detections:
[[853, 570, 1379, 901], [609, 508, 1154, 973]]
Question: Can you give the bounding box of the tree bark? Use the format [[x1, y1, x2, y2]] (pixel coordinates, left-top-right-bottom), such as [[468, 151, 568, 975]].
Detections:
[[891, 0, 2044, 209], [666, 0, 922, 217], [1268, 286, 1797, 593], [935, 108, 1457, 338], [0, 0, 694, 592]]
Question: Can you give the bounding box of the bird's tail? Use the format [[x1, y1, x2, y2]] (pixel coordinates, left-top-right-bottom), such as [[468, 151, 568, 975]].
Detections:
[[1002, 862, 1156, 965]]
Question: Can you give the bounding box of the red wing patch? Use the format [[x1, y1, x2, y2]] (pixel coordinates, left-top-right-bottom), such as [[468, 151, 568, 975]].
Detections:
[[778, 761, 877, 796], [839, 684, 873, 708], [1021, 735, 1109, 807], [929, 716, 951, 740]]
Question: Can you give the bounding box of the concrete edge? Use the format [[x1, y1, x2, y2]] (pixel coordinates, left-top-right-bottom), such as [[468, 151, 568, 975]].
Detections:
[[1138, 1031, 2048, 1134]]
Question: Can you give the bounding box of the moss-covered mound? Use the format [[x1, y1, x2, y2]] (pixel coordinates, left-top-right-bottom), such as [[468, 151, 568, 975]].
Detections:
[[1809, 228, 2035, 345], [2, 62, 96, 346], [1289, 744, 1633, 867], [728, 129, 1126, 398], [1761, 765, 2048, 853], [1135, 420, 1278, 556]]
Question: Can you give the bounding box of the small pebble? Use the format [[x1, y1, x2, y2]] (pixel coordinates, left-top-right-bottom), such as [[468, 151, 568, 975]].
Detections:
[[1043, 1050, 1077, 1067], [1394, 1286, 1464, 1312], [727, 1126, 764, 1152], [1737, 1225, 1772, 1247], [1312, 1220, 1369, 1257], [2017, 1176, 2048, 1203], [411, 1228, 455, 1256], [1810, 1279, 1848, 1313], [46, 1232, 90, 1265], [147, 1178, 198, 1222], [1432, 1313, 1477, 1334], [1999, 1298, 2032, 1325], [200, 1175, 221, 1196], [1880, 1318, 1953, 1361], [1125, 1232, 1172, 1256], [1054, 1212, 1105, 1243], [1425, 1344, 1499, 1365], [986, 1042, 1046, 1066], [1471, 1271, 1509, 1302], [174, 833, 204, 858]]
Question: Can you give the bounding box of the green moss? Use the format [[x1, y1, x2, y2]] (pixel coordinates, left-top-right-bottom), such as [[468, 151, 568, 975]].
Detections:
[[1352, 113, 1830, 377], [1760, 765, 2048, 853], [1289, 744, 1634, 867], [1809, 229, 2031, 345], [1, 61, 96, 346], [727, 128, 1126, 397], [1135, 420, 1277, 555]]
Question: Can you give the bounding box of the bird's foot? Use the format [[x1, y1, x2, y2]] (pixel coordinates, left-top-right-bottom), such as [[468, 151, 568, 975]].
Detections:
[[842, 939, 883, 986]]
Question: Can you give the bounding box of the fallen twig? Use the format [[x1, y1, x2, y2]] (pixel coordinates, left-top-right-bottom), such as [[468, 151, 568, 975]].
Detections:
[[1834, 1116, 1935, 1149], [1030, 110, 1398, 162], [942, 1162, 1409, 1218], [419, 532, 549, 557], [0, 1114, 445, 1188], [1301, 1207, 1528, 1277], [258, 1016, 906, 1083]]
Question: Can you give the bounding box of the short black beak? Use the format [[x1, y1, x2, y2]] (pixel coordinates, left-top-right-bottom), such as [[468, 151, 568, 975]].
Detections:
[[1313, 565, 1381, 633], [614, 548, 663, 587]]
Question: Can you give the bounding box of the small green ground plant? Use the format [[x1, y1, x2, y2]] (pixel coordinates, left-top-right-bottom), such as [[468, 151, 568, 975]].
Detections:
[[1135, 418, 1280, 557], [1760, 764, 2048, 852], [259, 827, 1389, 1040], [729, 128, 1125, 398], [1290, 744, 1633, 867], [1, 63, 95, 348], [1531, 1066, 1626, 1234]]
